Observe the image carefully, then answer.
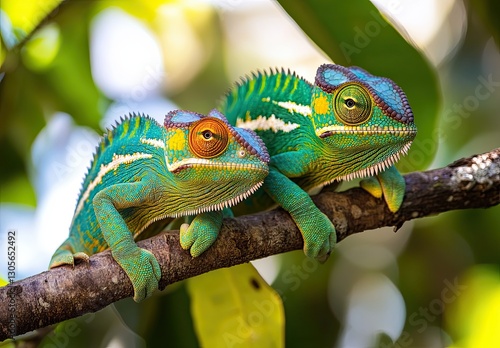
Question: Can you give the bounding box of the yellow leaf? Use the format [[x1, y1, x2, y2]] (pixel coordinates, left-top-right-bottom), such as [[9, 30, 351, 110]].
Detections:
[[188, 263, 285, 347], [21, 23, 60, 71], [446, 265, 500, 347], [0, 41, 5, 67], [0, 0, 63, 48]]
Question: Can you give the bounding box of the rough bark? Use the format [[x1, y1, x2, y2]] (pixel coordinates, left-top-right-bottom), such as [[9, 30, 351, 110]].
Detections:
[[1, 148, 499, 341]]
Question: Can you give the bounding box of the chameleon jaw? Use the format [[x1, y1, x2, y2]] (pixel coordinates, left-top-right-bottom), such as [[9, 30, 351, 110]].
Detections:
[[172, 180, 264, 217], [321, 141, 413, 186], [133, 181, 264, 238]]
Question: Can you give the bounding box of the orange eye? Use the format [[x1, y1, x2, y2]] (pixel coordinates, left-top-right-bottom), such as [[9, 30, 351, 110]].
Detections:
[[189, 117, 229, 158]]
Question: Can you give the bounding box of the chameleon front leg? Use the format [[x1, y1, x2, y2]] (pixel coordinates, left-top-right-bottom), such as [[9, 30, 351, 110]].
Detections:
[[359, 165, 406, 212], [265, 151, 336, 261], [93, 182, 161, 302], [180, 210, 225, 257]]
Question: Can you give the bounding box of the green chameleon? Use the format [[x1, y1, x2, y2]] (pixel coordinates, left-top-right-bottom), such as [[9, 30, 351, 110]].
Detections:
[[215, 63, 417, 261], [49, 109, 269, 301]]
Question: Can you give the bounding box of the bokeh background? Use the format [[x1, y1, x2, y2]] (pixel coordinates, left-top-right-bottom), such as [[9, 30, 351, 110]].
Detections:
[[0, 0, 499, 347]]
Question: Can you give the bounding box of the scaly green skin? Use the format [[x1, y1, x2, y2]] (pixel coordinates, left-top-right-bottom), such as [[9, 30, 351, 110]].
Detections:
[[49, 109, 269, 301], [218, 64, 417, 261]]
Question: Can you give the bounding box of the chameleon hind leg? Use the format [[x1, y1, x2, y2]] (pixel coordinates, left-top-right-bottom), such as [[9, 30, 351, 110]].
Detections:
[[93, 182, 161, 302], [360, 165, 406, 213], [49, 239, 90, 268]]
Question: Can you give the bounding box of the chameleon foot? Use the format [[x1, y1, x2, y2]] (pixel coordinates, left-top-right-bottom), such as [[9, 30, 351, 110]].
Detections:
[[49, 249, 90, 268], [179, 212, 222, 257], [359, 176, 383, 199], [112, 246, 161, 302], [360, 165, 406, 213], [298, 211, 336, 263]]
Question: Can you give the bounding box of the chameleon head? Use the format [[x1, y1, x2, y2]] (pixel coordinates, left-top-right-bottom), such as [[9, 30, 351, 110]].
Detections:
[[164, 109, 269, 212], [311, 64, 417, 181]]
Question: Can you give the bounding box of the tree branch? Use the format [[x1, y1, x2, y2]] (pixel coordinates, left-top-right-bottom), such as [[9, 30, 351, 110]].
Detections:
[[1, 148, 499, 341]]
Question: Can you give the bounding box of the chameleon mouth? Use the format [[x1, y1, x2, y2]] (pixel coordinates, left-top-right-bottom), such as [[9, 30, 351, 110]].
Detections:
[[320, 141, 413, 186], [317, 125, 417, 138], [169, 158, 268, 174]]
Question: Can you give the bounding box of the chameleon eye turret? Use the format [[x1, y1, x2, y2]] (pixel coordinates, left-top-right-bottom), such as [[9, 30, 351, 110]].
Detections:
[[333, 82, 373, 125], [189, 117, 229, 158]]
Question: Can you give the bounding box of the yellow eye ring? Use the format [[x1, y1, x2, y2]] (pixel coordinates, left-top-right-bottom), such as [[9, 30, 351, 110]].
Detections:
[[333, 83, 373, 125], [189, 117, 229, 158]]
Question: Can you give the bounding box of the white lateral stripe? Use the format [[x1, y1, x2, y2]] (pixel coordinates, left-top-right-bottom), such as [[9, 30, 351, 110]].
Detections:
[[236, 114, 300, 133], [140, 137, 165, 149], [166, 157, 214, 172], [75, 152, 153, 216], [272, 100, 311, 116], [166, 157, 266, 172]]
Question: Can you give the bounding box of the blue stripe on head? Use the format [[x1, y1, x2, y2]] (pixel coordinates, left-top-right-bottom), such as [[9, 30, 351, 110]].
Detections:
[[207, 109, 229, 123], [349, 67, 406, 116], [167, 110, 202, 124], [235, 128, 269, 163], [315, 64, 353, 91]]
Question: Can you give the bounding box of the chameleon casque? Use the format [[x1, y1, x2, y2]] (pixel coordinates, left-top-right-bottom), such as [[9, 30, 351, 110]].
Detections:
[[214, 63, 417, 261], [49, 109, 269, 301]]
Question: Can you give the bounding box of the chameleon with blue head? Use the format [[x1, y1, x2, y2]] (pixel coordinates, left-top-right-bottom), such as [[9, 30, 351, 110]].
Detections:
[[184, 64, 417, 341], [213, 63, 417, 261], [49, 109, 269, 301]]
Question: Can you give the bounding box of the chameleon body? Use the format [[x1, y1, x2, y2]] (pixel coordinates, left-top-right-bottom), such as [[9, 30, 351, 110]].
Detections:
[[217, 64, 417, 260], [49, 109, 269, 301]]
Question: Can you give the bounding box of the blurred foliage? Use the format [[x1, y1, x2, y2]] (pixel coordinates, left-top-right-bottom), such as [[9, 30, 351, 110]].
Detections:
[[446, 265, 500, 348], [1, 0, 104, 205], [278, 0, 440, 172], [1, 0, 499, 347], [470, 0, 500, 47], [0, 0, 62, 53]]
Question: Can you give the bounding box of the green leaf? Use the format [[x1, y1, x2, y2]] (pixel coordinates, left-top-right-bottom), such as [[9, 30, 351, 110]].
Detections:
[[187, 264, 285, 347], [277, 0, 440, 171], [21, 23, 60, 71], [31, 1, 105, 129]]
